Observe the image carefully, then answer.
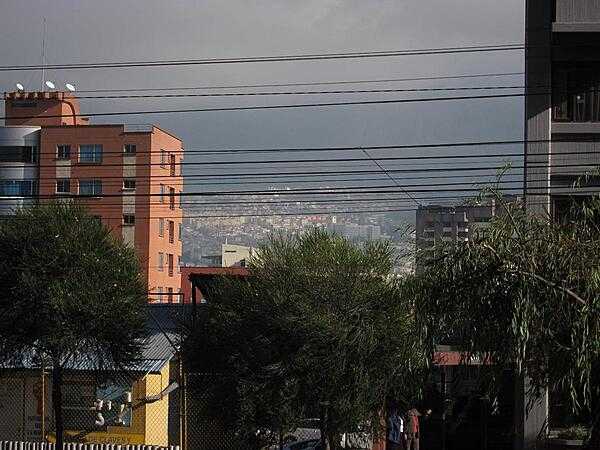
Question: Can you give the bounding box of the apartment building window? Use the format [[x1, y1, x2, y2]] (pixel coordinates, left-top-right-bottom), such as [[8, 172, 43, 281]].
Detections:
[[159, 218, 164, 237], [168, 220, 174, 243], [156, 287, 163, 303], [169, 187, 176, 210], [123, 214, 135, 226], [167, 287, 174, 303], [160, 150, 167, 168], [553, 64, 600, 122], [175, 288, 182, 304], [79, 144, 103, 163], [78, 179, 102, 196], [178, 223, 182, 241], [0, 180, 37, 197], [123, 178, 136, 190], [158, 252, 164, 271], [0, 146, 37, 163], [124, 144, 136, 155], [170, 154, 176, 176], [160, 184, 165, 203], [168, 254, 174, 277], [177, 256, 181, 273], [57, 145, 71, 160], [56, 178, 70, 194]]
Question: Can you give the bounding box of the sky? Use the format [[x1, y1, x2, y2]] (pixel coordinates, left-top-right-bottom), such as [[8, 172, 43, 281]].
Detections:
[[0, 0, 526, 217]]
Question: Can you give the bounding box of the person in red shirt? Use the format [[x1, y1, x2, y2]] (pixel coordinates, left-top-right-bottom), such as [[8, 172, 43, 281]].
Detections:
[[405, 408, 431, 450]]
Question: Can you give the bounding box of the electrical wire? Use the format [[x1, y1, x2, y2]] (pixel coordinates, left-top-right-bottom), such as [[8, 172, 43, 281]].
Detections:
[[0, 91, 544, 121], [0, 43, 524, 71], [74, 85, 528, 100], [75, 72, 525, 93]]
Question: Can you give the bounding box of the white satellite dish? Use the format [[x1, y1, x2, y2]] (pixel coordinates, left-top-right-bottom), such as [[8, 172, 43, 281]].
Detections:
[[65, 83, 76, 92], [15, 83, 24, 91], [45, 80, 55, 89]]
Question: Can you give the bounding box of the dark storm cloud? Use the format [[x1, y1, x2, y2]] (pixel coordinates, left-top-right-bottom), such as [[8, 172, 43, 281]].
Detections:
[[0, 0, 525, 201]]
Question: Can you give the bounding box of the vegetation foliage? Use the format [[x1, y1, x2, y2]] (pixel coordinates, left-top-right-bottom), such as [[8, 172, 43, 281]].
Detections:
[[411, 192, 600, 447], [0, 203, 148, 449], [184, 229, 427, 449]]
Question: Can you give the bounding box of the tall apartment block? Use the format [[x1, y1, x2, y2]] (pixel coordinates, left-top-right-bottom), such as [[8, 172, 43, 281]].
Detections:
[[523, 1, 600, 447], [415, 198, 513, 270], [1, 90, 183, 302], [525, 0, 600, 218]]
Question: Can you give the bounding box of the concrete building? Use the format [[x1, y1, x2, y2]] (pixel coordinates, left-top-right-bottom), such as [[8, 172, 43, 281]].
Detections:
[[1, 91, 184, 301], [415, 198, 513, 269], [0, 126, 40, 215], [523, 2, 600, 448], [221, 243, 254, 267], [525, 0, 600, 218]]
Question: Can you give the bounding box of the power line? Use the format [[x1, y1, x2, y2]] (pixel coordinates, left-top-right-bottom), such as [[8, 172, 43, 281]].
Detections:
[[0, 43, 524, 71], [37, 177, 534, 209], [28, 138, 540, 156], [76, 72, 525, 93], [0, 151, 531, 170], [2, 197, 595, 221], [0, 91, 547, 121], [75, 85, 527, 100], [30, 175, 595, 199]]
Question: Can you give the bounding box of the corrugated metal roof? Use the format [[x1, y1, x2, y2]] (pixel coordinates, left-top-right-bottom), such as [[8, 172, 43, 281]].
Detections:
[[2, 304, 184, 374]]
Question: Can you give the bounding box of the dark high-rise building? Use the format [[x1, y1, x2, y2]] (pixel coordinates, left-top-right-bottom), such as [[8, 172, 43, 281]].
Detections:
[[525, 0, 600, 219]]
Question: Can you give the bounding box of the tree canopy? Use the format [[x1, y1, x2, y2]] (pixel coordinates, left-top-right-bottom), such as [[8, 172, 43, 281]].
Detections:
[[0, 203, 148, 448], [185, 229, 427, 449], [411, 194, 600, 447]]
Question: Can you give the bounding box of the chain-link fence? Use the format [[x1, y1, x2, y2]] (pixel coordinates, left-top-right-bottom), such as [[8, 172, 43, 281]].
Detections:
[[0, 366, 180, 449]]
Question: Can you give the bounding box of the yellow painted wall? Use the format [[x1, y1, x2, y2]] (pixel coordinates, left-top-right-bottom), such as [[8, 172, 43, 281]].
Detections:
[[0, 367, 173, 446], [143, 363, 170, 446]]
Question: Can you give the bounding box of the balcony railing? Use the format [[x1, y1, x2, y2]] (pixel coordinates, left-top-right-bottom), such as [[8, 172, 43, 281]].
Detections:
[[553, 88, 600, 122], [555, 0, 600, 23]]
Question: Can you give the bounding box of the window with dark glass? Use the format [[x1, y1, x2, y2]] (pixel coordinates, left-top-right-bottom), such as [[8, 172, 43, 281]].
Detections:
[[0, 180, 37, 197], [168, 220, 174, 244], [124, 144, 136, 155], [169, 187, 176, 209], [0, 146, 37, 163], [123, 178, 136, 190], [79, 144, 103, 163], [168, 254, 174, 277], [57, 145, 71, 160], [123, 214, 135, 226], [79, 179, 102, 196], [553, 64, 600, 122], [170, 154, 176, 176], [56, 179, 70, 194]]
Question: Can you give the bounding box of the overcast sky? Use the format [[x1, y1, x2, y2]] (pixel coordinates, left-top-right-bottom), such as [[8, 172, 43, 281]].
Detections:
[[0, 0, 526, 215]]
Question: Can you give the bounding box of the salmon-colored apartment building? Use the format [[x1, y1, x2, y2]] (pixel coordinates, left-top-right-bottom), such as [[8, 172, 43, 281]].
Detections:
[[2, 91, 183, 302]]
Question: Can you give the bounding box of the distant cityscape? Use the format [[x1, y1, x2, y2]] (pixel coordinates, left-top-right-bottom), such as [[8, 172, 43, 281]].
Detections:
[[181, 188, 415, 273]]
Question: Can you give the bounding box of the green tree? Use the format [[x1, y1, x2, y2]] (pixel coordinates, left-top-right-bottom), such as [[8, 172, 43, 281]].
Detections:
[[0, 203, 148, 449], [185, 229, 427, 450], [412, 194, 600, 449]]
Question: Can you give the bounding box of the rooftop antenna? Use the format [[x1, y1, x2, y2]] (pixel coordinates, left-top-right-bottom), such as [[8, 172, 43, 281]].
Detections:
[[45, 81, 55, 90], [40, 17, 46, 91], [16, 83, 24, 92], [65, 83, 76, 92]]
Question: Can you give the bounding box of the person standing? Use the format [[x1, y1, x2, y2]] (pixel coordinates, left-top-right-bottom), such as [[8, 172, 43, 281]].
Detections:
[[405, 408, 431, 450], [387, 407, 404, 450]]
